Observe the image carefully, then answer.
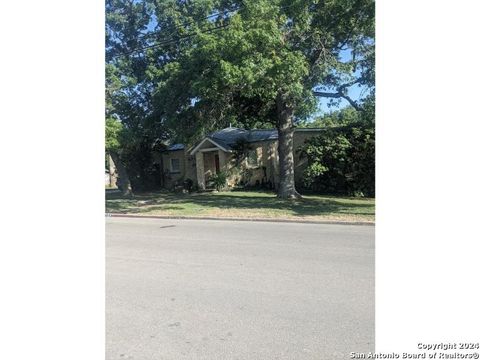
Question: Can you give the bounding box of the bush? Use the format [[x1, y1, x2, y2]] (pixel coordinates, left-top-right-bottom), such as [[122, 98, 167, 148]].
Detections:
[[183, 178, 193, 192], [299, 123, 375, 197], [120, 137, 164, 192], [124, 156, 163, 192], [210, 171, 228, 191]]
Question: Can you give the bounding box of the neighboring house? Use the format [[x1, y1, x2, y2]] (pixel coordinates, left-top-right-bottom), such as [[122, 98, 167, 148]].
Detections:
[[158, 143, 197, 189], [157, 127, 325, 190]]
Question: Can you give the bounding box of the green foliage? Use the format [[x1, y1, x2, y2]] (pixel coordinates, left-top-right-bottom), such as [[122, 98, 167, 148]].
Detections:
[[358, 94, 375, 124], [106, 0, 375, 194], [301, 106, 362, 128], [149, 0, 375, 141], [105, 117, 123, 152], [106, 0, 171, 191], [210, 171, 228, 191], [120, 140, 164, 192], [300, 124, 375, 197], [300, 96, 375, 128]]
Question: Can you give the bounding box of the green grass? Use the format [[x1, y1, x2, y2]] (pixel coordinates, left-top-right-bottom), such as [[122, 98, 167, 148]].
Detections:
[[106, 190, 375, 222]]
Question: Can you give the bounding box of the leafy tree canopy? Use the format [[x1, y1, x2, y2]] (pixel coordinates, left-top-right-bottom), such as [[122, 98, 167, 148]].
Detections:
[[105, 117, 124, 152], [148, 0, 375, 142], [301, 106, 361, 128], [106, 0, 375, 197]]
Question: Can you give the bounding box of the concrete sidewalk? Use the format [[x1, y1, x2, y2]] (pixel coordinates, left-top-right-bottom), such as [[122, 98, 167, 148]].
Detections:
[[107, 213, 375, 226]]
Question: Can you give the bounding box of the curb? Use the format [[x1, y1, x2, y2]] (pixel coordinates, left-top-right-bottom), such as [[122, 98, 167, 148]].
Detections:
[[106, 213, 375, 226]]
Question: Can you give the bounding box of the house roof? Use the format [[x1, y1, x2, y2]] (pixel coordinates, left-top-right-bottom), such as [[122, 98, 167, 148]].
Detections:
[[209, 127, 326, 145], [208, 127, 279, 150], [187, 127, 326, 155]]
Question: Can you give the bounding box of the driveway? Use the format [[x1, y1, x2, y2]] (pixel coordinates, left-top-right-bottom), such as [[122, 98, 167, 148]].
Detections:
[[106, 217, 374, 360]]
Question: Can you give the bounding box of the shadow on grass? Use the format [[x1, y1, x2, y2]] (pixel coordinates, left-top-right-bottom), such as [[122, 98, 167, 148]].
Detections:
[[191, 194, 372, 216], [106, 190, 374, 218]]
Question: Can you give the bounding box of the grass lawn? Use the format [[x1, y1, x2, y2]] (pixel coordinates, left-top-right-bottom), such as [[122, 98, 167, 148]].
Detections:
[[106, 190, 375, 222]]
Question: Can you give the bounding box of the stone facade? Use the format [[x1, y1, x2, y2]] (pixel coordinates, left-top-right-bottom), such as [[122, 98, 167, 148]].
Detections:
[[158, 128, 324, 190], [155, 149, 196, 189], [157, 129, 322, 190]]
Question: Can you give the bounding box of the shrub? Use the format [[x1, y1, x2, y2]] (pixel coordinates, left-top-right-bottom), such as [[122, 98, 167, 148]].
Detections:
[[210, 171, 228, 191], [183, 178, 194, 192], [299, 123, 375, 197], [121, 139, 164, 192]]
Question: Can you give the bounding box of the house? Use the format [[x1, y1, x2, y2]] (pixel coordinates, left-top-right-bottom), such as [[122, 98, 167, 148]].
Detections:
[[157, 127, 325, 190]]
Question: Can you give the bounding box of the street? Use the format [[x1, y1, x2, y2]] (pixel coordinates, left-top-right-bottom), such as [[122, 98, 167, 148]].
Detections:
[[106, 217, 374, 360]]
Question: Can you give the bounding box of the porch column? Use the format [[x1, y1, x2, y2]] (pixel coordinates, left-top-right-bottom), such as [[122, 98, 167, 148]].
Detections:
[[218, 150, 227, 171], [195, 152, 205, 190]]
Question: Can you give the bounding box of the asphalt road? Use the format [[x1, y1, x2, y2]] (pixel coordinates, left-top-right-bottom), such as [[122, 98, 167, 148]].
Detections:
[[106, 218, 374, 360]]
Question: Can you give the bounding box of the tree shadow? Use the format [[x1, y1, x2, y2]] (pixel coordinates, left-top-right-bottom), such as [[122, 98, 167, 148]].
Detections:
[[179, 193, 372, 216], [106, 190, 374, 217]]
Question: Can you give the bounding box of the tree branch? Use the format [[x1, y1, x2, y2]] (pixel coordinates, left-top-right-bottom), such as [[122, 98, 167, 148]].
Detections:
[[313, 78, 364, 111], [313, 90, 361, 111]]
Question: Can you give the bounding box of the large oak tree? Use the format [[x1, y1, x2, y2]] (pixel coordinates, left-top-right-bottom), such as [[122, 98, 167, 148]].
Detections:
[[151, 0, 374, 198], [107, 0, 374, 198]]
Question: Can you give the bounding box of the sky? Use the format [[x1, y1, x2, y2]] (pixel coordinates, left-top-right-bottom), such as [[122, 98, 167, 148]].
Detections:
[[313, 48, 371, 116], [315, 83, 368, 115]]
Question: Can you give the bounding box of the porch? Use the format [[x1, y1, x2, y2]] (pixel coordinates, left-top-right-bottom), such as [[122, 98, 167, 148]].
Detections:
[[191, 138, 230, 190]]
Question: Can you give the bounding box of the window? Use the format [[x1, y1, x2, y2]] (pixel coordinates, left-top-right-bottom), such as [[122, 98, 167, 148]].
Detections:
[[170, 158, 180, 173], [247, 150, 258, 167]]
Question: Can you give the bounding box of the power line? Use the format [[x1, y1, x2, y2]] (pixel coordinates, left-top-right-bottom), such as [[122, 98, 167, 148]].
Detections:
[[110, 22, 230, 59], [136, 5, 241, 42], [108, 1, 302, 60], [108, 4, 242, 59]]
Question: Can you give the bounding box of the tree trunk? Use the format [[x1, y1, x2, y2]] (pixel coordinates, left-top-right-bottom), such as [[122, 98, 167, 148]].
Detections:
[[109, 151, 133, 197], [276, 94, 301, 199]]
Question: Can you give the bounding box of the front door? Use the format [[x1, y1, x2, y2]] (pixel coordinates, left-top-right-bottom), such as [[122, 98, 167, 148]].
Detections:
[[214, 154, 220, 173]]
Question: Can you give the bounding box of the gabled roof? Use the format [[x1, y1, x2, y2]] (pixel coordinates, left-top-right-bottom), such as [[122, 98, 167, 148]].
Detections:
[[189, 137, 231, 155], [188, 127, 326, 155]]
